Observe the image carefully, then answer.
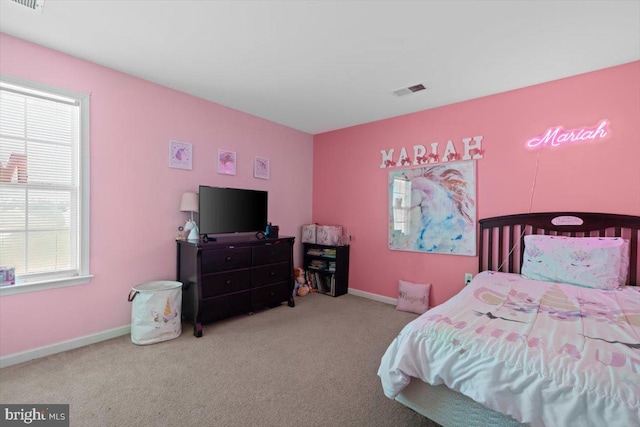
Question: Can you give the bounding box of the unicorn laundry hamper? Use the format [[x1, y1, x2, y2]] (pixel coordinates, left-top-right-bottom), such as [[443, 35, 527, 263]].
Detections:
[[128, 281, 183, 345]]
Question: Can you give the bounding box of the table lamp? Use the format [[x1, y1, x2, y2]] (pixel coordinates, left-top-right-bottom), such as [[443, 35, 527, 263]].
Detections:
[[180, 192, 199, 240]]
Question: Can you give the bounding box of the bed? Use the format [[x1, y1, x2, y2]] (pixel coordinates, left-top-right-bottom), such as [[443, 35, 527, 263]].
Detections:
[[378, 212, 640, 427]]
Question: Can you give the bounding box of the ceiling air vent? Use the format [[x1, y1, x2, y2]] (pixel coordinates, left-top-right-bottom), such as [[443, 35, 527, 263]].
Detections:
[[392, 83, 427, 97], [10, 0, 45, 12]]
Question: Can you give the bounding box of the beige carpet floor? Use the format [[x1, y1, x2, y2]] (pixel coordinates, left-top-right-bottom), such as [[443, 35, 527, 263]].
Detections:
[[0, 293, 441, 427]]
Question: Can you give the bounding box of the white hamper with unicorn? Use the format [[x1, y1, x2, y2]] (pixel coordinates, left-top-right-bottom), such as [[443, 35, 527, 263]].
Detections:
[[128, 281, 183, 345]]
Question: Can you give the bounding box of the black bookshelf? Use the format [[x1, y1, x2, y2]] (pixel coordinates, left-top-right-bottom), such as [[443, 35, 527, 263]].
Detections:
[[303, 243, 349, 297]]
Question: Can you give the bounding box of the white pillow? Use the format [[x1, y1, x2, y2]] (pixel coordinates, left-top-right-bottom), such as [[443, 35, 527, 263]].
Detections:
[[521, 235, 629, 290]]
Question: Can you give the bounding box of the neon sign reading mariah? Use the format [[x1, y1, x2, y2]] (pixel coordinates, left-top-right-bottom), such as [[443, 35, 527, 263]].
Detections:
[[526, 120, 609, 149]]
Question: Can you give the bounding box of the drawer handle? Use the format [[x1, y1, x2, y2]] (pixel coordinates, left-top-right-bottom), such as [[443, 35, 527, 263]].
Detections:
[[226, 280, 232, 285], [226, 256, 232, 261], [270, 271, 275, 277]]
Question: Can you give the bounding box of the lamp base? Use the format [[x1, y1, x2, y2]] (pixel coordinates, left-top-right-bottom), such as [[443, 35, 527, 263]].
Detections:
[[184, 219, 199, 241], [187, 227, 199, 241]]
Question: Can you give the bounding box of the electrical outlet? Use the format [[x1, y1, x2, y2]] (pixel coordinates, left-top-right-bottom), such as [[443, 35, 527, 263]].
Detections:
[[465, 273, 473, 286]]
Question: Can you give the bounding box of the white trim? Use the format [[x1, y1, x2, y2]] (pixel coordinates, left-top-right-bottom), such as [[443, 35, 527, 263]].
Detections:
[[0, 73, 87, 104], [348, 288, 398, 305], [79, 89, 91, 280], [0, 274, 93, 296], [0, 324, 130, 369]]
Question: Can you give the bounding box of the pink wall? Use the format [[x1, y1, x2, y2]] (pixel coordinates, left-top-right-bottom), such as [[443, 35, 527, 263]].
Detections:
[[0, 34, 313, 357], [313, 61, 640, 306]]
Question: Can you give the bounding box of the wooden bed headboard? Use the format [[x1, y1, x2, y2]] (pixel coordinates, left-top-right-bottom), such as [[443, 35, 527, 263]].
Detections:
[[478, 212, 640, 286]]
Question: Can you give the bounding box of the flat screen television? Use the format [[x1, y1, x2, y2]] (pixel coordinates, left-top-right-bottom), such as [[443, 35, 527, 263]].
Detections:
[[198, 185, 268, 236]]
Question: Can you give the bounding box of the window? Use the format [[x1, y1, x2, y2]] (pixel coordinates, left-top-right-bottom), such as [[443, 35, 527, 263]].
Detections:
[[391, 177, 412, 235], [0, 75, 91, 295]]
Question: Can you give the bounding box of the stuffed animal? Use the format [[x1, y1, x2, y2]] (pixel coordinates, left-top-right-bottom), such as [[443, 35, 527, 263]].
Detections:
[[293, 267, 310, 296]]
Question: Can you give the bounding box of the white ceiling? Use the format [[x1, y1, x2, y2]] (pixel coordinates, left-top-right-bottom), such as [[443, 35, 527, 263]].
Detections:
[[1, 1, 639, 135]]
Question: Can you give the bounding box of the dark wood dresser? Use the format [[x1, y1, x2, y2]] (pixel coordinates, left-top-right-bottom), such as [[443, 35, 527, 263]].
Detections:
[[176, 235, 295, 337]]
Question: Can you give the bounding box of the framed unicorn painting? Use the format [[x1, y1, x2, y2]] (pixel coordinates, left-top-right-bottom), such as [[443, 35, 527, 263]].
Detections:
[[217, 149, 237, 175], [168, 140, 192, 170], [388, 161, 476, 256]]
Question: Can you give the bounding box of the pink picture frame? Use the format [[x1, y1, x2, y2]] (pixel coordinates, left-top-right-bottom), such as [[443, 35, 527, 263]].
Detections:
[[217, 150, 236, 175], [168, 140, 192, 170], [254, 156, 269, 180]]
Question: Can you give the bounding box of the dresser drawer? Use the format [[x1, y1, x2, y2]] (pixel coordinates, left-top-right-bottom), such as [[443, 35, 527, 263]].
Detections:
[[201, 247, 251, 274], [252, 262, 291, 287], [251, 282, 289, 310], [199, 291, 251, 324], [201, 270, 251, 299], [252, 243, 291, 266]]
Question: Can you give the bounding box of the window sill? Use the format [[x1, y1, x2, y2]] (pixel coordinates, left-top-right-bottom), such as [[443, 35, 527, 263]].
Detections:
[[0, 274, 93, 296]]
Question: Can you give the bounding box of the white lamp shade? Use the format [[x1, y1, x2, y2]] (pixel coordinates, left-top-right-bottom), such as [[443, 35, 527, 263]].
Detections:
[[180, 192, 199, 213]]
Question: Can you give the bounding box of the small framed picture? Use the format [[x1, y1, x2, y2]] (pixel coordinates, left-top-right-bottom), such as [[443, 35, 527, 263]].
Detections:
[[217, 150, 237, 175], [254, 156, 269, 180], [169, 140, 192, 170]]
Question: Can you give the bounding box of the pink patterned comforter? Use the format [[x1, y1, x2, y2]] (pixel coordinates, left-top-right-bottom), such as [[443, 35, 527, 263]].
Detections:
[[378, 271, 640, 427]]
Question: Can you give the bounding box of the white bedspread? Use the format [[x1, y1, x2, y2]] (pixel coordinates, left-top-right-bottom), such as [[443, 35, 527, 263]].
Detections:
[[378, 271, 640, 427]]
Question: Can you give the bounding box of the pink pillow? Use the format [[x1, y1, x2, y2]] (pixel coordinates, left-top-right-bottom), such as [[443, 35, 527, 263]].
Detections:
[[396, 280, 431, 314]]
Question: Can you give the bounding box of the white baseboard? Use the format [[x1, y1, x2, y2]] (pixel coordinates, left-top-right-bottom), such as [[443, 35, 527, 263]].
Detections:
[[0, 325, 131, 369], [348, 288, 397, 305]]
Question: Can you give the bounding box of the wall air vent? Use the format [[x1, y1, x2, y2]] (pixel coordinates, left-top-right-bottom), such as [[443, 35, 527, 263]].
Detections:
[[10, 0, 45, 12], [392, 83, 427, 97]]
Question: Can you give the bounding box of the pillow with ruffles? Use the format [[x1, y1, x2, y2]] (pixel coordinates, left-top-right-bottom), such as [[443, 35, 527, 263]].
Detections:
[[397, 280, 431, 314], [521, 235, 629, 290]]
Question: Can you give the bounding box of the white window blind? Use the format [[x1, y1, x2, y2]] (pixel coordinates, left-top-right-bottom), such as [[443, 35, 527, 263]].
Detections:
[[0, 75, 90, 293], [391, 177, 412, 236]]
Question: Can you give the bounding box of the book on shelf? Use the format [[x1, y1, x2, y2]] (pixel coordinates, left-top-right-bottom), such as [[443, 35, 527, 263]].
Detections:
[[305, 247, 337, 258], [305, 270, 313, 288], [320, 274, 332, 295], [309, 260, 327, 270], [304, 269, 335, 295], [321, 248, 336, 258]]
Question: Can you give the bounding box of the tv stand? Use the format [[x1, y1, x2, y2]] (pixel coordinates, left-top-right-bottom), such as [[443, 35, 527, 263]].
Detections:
[[176, 235, 295, 337]]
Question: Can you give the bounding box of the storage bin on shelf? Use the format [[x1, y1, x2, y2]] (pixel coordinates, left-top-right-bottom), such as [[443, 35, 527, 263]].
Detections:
[[316, 225, 343, 245], [301, 224, 317, 243]]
